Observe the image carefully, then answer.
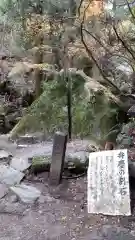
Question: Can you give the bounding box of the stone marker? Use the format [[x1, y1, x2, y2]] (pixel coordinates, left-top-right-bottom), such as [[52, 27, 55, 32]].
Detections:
[[88, 149, 131, 216], [49, 131, 67, 185]]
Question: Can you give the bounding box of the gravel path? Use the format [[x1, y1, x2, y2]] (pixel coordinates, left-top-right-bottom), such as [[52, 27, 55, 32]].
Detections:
[[0, 173, 135, 240], [0, 136, 97, 158], [0, 136, 135, 239]]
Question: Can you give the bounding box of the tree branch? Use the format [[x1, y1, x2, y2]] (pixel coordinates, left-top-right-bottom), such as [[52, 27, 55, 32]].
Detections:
[[78, 0, 84, 16], [80, 2, 121, 94], [113, 23, 135, 61], [126, 0, 135, 20], [82, 28, 111, 53]]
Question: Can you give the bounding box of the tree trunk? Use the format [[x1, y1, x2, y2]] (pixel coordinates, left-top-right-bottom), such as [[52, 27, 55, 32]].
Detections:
[[33, 1, 44, 100], [66, 76, 72, 140], [33, 49, 43, 99], [131, 72, 135, 94]]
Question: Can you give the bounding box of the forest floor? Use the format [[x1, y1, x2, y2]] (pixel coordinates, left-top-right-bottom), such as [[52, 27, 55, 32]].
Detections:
[[0, 173, 135, 240], [0, 138, 135, 239]]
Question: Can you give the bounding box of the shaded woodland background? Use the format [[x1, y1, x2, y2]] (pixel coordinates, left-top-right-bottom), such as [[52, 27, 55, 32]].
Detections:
[[0, 0, 135, 147]]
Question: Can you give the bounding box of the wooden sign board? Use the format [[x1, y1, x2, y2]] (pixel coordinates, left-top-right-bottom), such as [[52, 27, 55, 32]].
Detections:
[[88, 149, 131, 216]]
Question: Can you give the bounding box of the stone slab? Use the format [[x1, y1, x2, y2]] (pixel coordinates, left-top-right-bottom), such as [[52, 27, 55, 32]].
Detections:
[[0, 164, 24, 185], [10, 156, 32, 172], [10, 184, 41, 203]]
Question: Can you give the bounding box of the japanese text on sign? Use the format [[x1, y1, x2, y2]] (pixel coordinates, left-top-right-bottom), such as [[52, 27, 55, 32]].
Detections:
[[87, 149, 131, 216]]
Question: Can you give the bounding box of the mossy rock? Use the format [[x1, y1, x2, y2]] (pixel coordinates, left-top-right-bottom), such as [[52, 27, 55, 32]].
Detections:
[[10, 70, 120, 139], [31, 156, 51, 173], [31, 151, 89, 173]]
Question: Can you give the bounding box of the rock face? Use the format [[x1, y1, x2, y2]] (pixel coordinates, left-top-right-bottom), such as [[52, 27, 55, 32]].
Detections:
[[0, 57, 35, 134]]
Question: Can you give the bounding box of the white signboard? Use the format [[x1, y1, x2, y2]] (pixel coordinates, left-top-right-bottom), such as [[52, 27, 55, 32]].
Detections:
[[87, 149, 131, 216]]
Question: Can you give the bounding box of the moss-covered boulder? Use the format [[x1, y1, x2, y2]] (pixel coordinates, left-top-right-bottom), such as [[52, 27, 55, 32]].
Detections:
[[31, 151, 89, 173], [9, 69, 121, 141]]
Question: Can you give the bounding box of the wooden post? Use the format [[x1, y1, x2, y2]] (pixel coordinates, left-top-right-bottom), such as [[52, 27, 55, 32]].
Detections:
[[49, 131, 67, 185]]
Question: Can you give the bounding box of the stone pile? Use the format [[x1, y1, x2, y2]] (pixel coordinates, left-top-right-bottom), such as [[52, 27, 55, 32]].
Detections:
[[0, 149, 41, 203], [0, 136, 98, 204]]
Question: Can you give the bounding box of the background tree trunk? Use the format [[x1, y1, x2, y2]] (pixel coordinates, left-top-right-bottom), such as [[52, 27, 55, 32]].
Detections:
[[33, 48, 43, 99], [33, 1, 44, 99]]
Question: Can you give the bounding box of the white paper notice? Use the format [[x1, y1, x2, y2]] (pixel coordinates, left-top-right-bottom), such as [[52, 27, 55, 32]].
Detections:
[[87, 149, 131, 216]]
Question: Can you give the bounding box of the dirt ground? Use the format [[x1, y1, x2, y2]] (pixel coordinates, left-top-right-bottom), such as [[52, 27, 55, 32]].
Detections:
[[0, 173, 135, 240]]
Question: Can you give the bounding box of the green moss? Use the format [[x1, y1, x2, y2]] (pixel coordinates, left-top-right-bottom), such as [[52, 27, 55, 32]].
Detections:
[[10, 71, 119, 140], [31, 154, 88, 174], [32, 156, 51, 166]]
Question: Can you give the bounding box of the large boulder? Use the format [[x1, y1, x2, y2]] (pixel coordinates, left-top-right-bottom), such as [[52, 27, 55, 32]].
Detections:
[[9, 69, 120, 141]]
